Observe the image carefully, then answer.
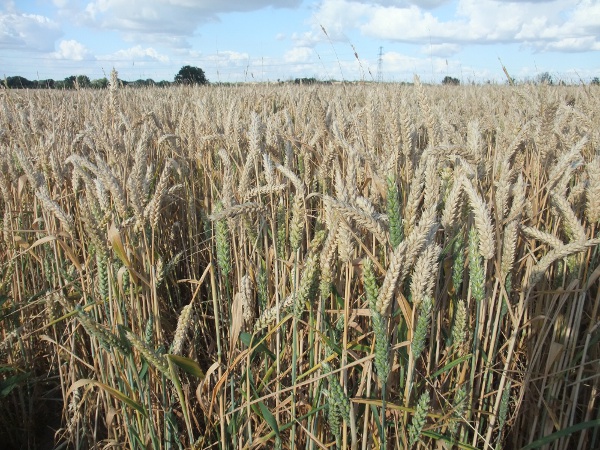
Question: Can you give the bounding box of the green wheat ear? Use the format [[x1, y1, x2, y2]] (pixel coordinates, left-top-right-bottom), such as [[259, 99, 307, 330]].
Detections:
[[451, 299, 467, 353], [96, 253, 109, 302], [73, 305, 130, 355], [323, 361, 350, 449], [144, 314, 154, 346], [449, 384, 468, 438], [127, 331, 172, 380], [292, 252, 319, 318], [408, 390, 430, 448], [411, 295, 432, 363], [363, 258, 390, 383], [387, 175, 404, 248], [496, 380, 512, 448]]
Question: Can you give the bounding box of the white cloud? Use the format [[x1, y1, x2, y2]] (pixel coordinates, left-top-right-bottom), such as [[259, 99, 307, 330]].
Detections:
[[311, 0, 600, 53], [81, 0, 302, 48], [309, 0, 371, 42], [513, 15, 548, 40], [284, 46, 313, 63], [99, 45, 170, 63], [566, 0, 600, 35], [54, 39, 93, 60], [536, 37, 600, 53], [426, 43, 461, 57], [203, 50, 250, 71], [0, 12, 62, 51], [351, 0, 450, 8], [197, 50, 277, 82], [412, 0, 450, 8], [207, 50, 249, 62], [361, 5, 463, 42], [2, 0, 16, 13], [52, 0, 71, 7], [289, 0, 373, 48], [383, 50, 460, 74]]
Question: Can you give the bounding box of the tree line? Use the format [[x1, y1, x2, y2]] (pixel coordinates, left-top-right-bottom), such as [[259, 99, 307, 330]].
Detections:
[[3, 65, 209, 89], [3, 66, 600, 89]]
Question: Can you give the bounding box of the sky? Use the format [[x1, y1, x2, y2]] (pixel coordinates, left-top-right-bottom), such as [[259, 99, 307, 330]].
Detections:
[[1, 0, 599, 84]]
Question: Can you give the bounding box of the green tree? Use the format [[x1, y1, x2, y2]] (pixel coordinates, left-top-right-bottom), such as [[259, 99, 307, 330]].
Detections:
[[536, 72, 553, 85], [91, 78, 108, 89], [36, 79, 55, 89], [442, 76, 460, 85], [63, 76, 76, 89], [5, 76, 33, 89], [131, 78, 156, 87], [591, 77, 600, 86], [61, 75, 91, 89], [294, 77, 318, 84], [174, 65, 208, 85], [76, 75, 91, 88]]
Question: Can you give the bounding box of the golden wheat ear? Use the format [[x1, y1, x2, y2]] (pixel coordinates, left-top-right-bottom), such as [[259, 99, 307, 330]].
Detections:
[[5, 79, 600, 450]]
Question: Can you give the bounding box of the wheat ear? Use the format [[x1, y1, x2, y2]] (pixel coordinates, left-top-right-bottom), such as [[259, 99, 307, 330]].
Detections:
[[172, 303, 194, 355], [463, 179, 495, 260], [127, 331, 172, 380], [524, 238, 600, 292], [408, 390, 430, 448]]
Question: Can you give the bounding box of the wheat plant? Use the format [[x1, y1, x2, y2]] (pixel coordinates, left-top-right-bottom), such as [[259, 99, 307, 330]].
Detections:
[[0, 79, 599, 450]]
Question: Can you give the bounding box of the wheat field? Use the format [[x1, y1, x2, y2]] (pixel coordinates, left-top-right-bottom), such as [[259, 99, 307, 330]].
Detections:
[[1, 75, 599, 450]]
